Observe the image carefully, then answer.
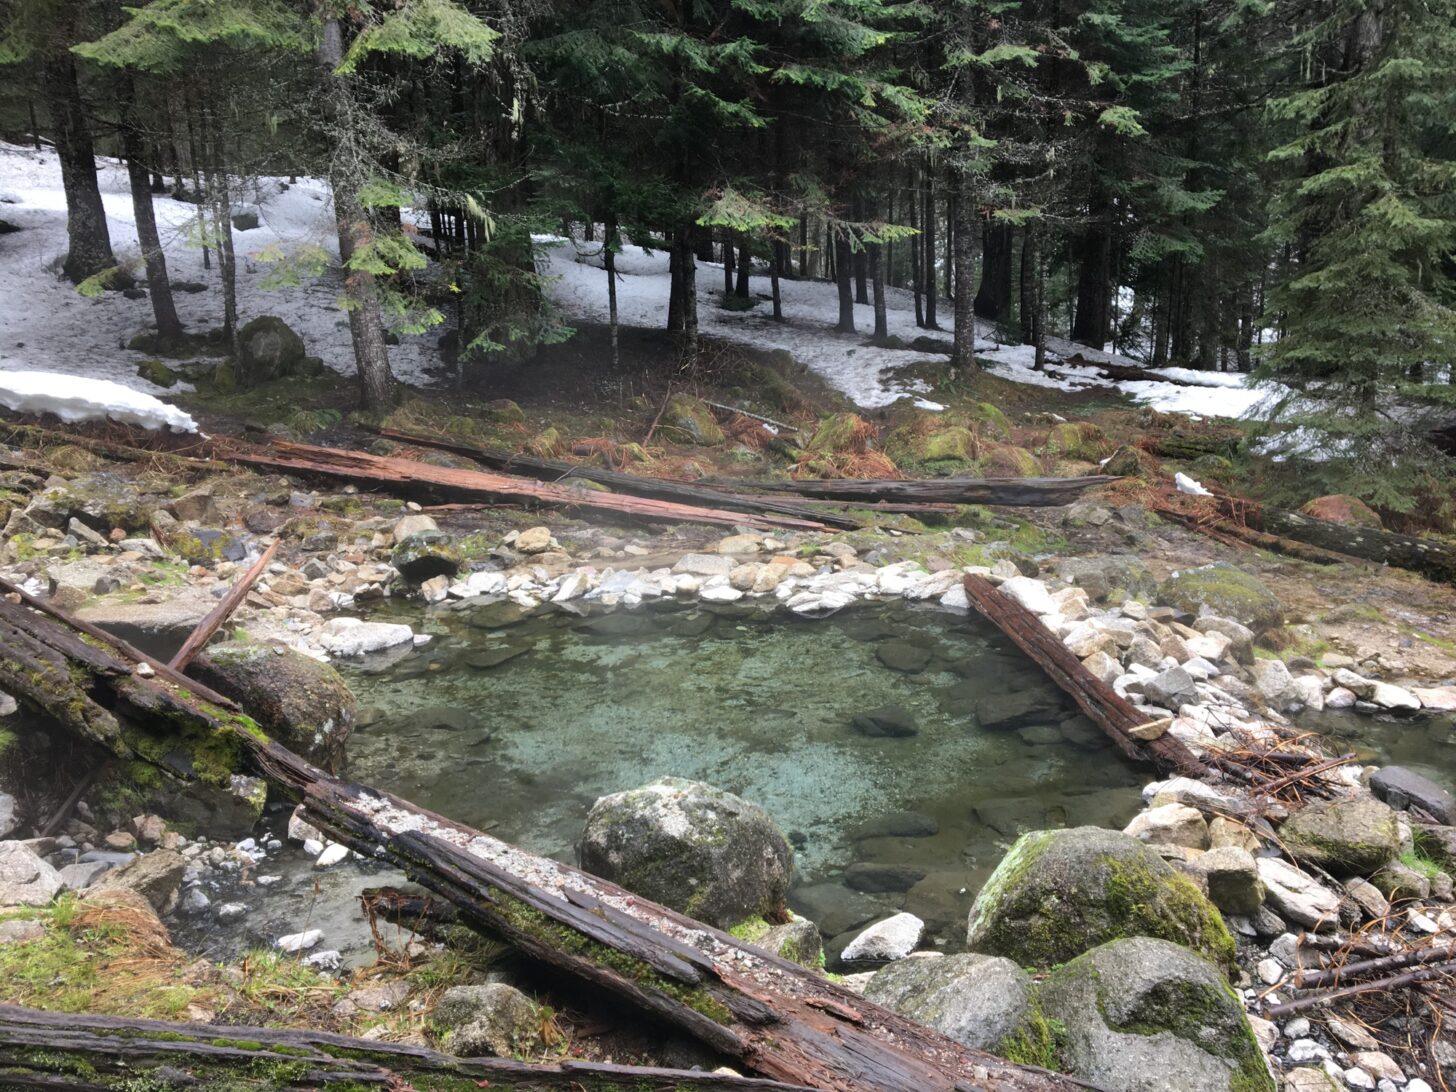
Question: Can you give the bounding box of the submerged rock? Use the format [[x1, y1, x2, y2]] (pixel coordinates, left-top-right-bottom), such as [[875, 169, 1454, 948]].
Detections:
[[865, 953, 1034, 1051], [577, 777, 792, 929], [191, 641, 356, 768], [1038, 937, 1274, 1092], [851, 704, 919, 738], [964, 826, 1235, 970]]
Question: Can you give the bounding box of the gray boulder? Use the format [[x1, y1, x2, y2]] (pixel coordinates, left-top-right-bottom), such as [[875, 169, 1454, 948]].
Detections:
[[1193, 616, 1255, 665], [0, 842, 62, 906], [863, 953, 1034, 1052], [1198, 846, 1264, 915], [190, 641, 356, 769], [965, 827, 1235, 971], [1279, 795, 1400, 875], [1369, 767, 1456, 825], [1058, 555, 1157, 603], [1143, 665, 1199, 710], [1039, 937, 1274, 1092], [1157, 564, 1283, 633], [750, 912, 823, 969], [434, 983, 543, 1057], [391, 530, 462, 583], [577, 777, 792, 929], [238, 315, 306, 382], [96, 848, 186, 911]]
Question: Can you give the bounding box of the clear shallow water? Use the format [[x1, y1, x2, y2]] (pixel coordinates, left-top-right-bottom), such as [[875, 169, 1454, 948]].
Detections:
[[1298, 707, 1456, 797], [339, 598, 1147, 950]]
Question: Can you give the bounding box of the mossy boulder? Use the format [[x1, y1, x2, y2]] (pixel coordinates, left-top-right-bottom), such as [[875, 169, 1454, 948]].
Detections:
[[1103, 444, 1156, 478], [391, 530, 462, 583], [1298, 494, 1383, 529], [1038, 937, 1274, 1092], [978, 443, 1040, 478], [1059, 555, 1158, 603], [734, 911, 823, 968], [884, 417, 976, 472], [1278, 796, 1401, 875], [19, 475, 159, 535], [660, 393, 726, 446], [483, 398, 526, 424], [577, 776, 793, 929], [1156, 563, 1283, 633], [965, 827, 1236, 971], [1042, 422, 1108, 462], [970, 402, 1013, 441], [211, 361, 237, 392], [434, 983, 543, 1058], [190, 641, 356, 770], [237, 315, 306, 383], [135, 359, 177, 388], [863, 953, 1035, 1051], [807, 412, 874, 454]]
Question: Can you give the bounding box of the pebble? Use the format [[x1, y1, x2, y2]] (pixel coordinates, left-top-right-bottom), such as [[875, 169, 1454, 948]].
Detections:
[[1256, 957, 1284, 985], [314, 843, 349, 868], [1287, 1039, 1330, 1064], [214, 902, 247, 923], [1344, 1069, 1376, 1091], [276, 929, 323, 953]]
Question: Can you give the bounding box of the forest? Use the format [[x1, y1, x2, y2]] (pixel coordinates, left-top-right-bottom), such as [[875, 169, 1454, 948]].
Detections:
[[1, 3, 1456, 1092]]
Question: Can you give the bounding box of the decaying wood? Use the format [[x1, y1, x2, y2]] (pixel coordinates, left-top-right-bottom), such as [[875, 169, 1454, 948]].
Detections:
[[0, 1003, 815, 1091], [362, 424, 861, 530], [710, 475, 1123, 507], [1293, 942, 1456, 989], [1151, 504, 1355, 567], [962, 574, 1210, 779], [206, 436, 833, 534], [168, 538, 279, 672], [1264, 961, 1456, 1019], [0, 598, 1083, 1092]]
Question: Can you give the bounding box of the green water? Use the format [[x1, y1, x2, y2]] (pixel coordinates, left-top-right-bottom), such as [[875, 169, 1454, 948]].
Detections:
[[340, 598, 1146, 948]]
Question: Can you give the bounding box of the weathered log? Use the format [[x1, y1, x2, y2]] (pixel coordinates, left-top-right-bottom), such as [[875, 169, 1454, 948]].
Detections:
[[1141, 430, 1242, 461], [168, 538, 279, 671], [206, 437, 833, 534], [1256, 507, 1456, 584], [361, 424, 862, 529], [1263, 960, 1456, 1018], [962, 575, 1210, 779], [0, 1003, 814, 1091], [706, 475, 1122, 507], [0, 597, 1083, 1092]]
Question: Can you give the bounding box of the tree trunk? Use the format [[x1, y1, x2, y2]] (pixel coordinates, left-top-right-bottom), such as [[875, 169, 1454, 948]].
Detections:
[[923, 171, 939, 328], [908, 167, 924, 327], [950, 173, 977, 371], [735, 242, 751, 298], [199, 105, 238, 358], [771, 240, 783, 321], [833, 231, 856, 334], [870, 237, 887, 340], [119, 84, 182, 345], [674, 225, 699, 361], [1071, 194, 1113, 349], [723, 234, 735, 296], [27, 100, 41, 151], [975, 221, 1013, 321], [43, 49, 116, 284], [605, 214, 620, 371], [1019, 228, 1036, 346]]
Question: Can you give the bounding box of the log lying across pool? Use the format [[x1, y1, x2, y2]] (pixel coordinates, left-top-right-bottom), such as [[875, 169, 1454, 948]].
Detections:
[[0, 590, 1084, 1092]]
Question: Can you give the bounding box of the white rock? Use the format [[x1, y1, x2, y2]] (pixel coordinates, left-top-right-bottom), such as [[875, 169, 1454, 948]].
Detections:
[[1344, 1068, 1376, 1090], [318, 618, 413, 657], [551, 572, 586, 602], [998, 576, 1056, 615], [1406, 1080, 1433, 1092], [1257, 857, 1341, 930], [1252, 658, 1300, 710], [314, 843, 349, 868], [938, 584, 970, 612], [1371, 682, 1420, 712], [1185, 632, 1231, 661], [1287, 1038, 1330, 1064], [1332, 668, 1375, 698], [1256, 957, 1285, 985], [1412, 686, 1456, 711], [840, 912, 924, 962], [1293, 675, 1325, 711], [1123, 803, 1208, 848], [1327, 687, 1357, 709], [276, 928, 324, 953]]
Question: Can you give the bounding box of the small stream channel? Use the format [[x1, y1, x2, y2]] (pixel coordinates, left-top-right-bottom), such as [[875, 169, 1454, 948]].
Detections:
[[336, 596, 1150, 953]]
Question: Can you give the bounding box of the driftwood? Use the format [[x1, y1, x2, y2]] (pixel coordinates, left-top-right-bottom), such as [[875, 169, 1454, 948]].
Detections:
[[0, 595, 1083, 1092], [206, 437, 833, 534], [962, 574, 1210, 779], [710, 475, 1122, 507], [362, 425, 861, 530], [0, 1003, 815, 1091], [168, 538, 279, 671], [1293, 942, 1456, 990], [1264, 961, 1456, 1019]]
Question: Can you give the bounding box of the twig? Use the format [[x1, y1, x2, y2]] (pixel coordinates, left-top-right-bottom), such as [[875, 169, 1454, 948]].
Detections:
[[1295, 943, 1456, 989], [642, 387, 672, 446], [1265, 961, 1456, 1018], [38, 761, 111, 837], [168, 540, 279, 671]]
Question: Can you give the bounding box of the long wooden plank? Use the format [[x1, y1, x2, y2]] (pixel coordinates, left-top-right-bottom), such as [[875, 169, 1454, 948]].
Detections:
[[0, 1004, 814, 1091], [705, 475, 1122, 507], [208, 437, 831, 533], [962, 574, 1209, 779], [0, 597, 1085, 1092], [364, 425, 863, 530]]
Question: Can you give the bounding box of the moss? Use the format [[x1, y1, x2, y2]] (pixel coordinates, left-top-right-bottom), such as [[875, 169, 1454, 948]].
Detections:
[[1156, 564, 1282, 633], [971, 401, 1013, 441], [999, 1004, 1066, 1071], [1101, 856, 1237, 972], [1042, 422, 1108, 462], [727, 917, 773, 944], [1398, 848, 1442, 881], [976, 443, 1041, 478], [135, 360, 177, 388], [805, 412, 873, 454]]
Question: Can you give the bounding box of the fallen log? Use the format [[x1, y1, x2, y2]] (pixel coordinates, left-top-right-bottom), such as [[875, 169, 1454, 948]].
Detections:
[[205, 437, 833, 534], [0, 595, 1083, 1092], [1256, 507, 1456, 584], [361, 424, 861, 529], [706, 475, 1122, 507], [168, 538, 279, 671], [962, 574, 1210, 779], [1263, 960, 1456, 1019], [0, 1003, 814, 1091]]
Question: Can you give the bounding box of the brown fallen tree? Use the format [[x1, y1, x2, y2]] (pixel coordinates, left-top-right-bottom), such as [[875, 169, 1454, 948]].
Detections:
[[705, 475, 1122, 507], [362, 424, 863, 530], [201, 437, 834, 534], [0, 1003, 818, 1091], [0, 593, 1085, 1092]]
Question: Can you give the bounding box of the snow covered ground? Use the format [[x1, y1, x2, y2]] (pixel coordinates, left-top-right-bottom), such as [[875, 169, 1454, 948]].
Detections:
[[0, 139, 1279, 421]]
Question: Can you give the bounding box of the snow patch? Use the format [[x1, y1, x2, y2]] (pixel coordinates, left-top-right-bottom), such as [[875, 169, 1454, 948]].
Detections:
[[0, 369, 197, 432]]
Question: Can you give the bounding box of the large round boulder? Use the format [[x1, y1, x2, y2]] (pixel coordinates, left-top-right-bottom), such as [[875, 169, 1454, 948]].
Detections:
[[1038, 937, 1273, 1092], [1156, 563, 1283, 633], [577, 777, 793, 929], [1278, 795, 1400, 875], [965, 827, 1235, 971], [660, 393, 726, 446], [863, 953, 1035, 1051], [238, 315, 306, 382], [190, 641, 356, 769], [1298, 495, 1382, 528]]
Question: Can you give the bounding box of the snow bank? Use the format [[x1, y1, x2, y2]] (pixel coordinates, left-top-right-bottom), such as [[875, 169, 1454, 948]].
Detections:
[[0, 370, 197, 432]]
